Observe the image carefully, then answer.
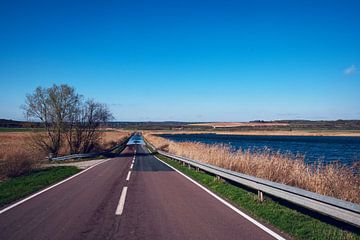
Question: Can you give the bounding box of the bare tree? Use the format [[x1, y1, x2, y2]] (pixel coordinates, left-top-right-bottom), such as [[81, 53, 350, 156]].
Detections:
[[65, 100, 113, 154], [23, 85, 80, 157], [23, 84, 112, 157]]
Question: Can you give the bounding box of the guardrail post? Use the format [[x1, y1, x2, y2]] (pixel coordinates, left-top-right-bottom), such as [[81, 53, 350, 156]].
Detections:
[[258, 190, 264, 202], [187, 163, 191, 170], [196, 167, 200, 172], [215, 175, 221, 181]]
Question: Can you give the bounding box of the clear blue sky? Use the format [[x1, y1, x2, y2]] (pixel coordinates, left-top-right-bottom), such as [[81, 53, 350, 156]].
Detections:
[[0, 0, 359, 121]]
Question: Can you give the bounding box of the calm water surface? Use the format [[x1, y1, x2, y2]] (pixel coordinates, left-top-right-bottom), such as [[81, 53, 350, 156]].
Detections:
[[158, 134, 360, 165]]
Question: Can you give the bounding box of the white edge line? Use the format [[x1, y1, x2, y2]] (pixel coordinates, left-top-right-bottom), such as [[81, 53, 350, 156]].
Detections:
[[126, 171, 132, 181], [115, 186, 128, 215], [148, 148, 286, 240], [0, 159, 111, 215]]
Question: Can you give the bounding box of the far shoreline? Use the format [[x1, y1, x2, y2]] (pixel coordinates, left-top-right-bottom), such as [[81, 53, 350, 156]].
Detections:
[[145, 130, 360, 137]]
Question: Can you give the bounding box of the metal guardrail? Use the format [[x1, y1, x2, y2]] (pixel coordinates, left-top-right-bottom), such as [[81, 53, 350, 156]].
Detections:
[[52, 135, 132, 161], [52, 153, 98, 161], [145, 139, 360, 228]]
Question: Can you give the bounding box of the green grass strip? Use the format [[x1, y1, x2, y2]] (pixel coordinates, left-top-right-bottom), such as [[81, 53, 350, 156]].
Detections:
[[0, 166, 80, 207], [156, 153, 360, 240]]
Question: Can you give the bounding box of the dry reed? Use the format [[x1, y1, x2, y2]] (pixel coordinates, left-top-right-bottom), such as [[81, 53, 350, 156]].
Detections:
[[0, 133, 44, 180], [145, 134, 360, 204], [98, 130, 131, 150], [0, 130, 130, 179]]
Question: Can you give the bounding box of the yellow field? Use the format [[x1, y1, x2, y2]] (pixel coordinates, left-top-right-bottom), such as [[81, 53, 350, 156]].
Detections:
[[188, 122, 289, 128]]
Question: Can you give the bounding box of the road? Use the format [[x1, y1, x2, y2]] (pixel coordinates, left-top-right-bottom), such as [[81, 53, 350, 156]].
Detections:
[[0, 135, 284, 240]]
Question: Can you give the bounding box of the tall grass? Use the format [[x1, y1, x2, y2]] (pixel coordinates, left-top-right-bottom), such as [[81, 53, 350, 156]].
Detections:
[[98, 130, 131, 151], [145, 134, 360, 204], [0, 133, 44, 180], [0, 131, 130, 180]]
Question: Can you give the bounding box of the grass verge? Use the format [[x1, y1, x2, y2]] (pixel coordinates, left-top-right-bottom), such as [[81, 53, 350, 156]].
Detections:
[[154, 153, 360, 240], [0, 166, 80, 208]]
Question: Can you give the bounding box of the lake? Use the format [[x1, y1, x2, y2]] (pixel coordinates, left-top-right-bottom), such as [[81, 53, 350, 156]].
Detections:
[[158, 134, 360, 166]]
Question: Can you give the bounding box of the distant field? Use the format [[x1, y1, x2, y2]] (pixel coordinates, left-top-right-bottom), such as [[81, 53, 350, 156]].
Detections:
[[188, 122, 289, 128], [3, 119, 360, 131], [0, 128, 44, 132], [0, 127, 126, 133], [146, 129, 360, 136]]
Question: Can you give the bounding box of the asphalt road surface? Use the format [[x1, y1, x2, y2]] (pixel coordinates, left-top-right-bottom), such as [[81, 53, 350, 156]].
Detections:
[[0, 140, 285, 239]]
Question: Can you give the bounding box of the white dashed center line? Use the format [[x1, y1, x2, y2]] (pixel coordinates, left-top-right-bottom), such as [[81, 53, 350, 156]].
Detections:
[[115, 187, 128, 215], [126, 171, 131, 181]]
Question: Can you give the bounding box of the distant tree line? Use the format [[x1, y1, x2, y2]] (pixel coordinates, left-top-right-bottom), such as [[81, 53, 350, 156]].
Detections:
[[23, 84, 113, 157]]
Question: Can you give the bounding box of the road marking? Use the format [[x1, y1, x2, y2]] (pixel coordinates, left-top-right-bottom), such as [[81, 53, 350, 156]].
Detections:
[[115, 186, 128, 215], [148, 148, 286, 240], [0, 159, 111, 215], [126, 171, 131, 181], [130, 163, 134, 169]]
